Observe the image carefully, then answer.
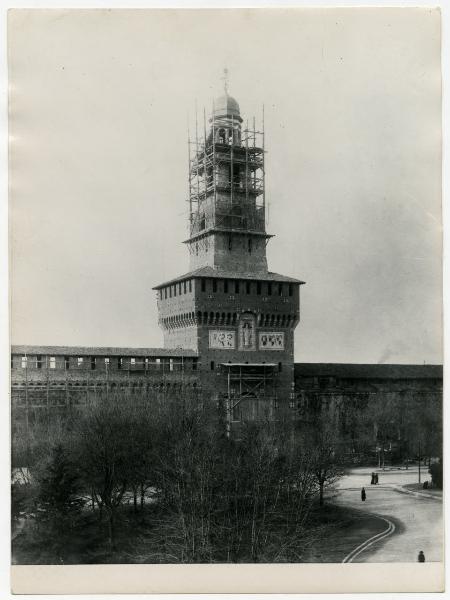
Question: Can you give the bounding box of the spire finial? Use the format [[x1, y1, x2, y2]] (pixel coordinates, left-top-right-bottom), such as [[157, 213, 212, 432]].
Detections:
[[222, 67, 229, 95]]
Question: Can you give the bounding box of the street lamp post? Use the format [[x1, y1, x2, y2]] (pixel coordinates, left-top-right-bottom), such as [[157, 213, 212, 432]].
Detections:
[[418, 439, 421, 484]]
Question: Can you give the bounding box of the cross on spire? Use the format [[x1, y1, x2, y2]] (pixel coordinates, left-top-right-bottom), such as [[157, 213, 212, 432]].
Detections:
[[221, 67, 229, 94]]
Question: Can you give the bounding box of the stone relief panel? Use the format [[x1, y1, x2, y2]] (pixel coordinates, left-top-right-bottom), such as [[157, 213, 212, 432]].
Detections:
[[259, 332, 284, 350], [209, 330, 236, 349]]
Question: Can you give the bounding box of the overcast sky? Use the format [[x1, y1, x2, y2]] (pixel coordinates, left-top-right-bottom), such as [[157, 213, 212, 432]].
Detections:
[[9, 8, 442, 364]]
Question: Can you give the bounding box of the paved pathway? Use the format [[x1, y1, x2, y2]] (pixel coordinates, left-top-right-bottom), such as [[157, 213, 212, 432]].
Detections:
[[331, 467, 443, 563]]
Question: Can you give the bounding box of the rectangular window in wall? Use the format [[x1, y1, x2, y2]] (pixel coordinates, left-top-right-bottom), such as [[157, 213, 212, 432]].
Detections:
[[169, 358, 174, 372], [235, 280, 240, 294], [224, 279, 229, 293], [210, 360, 215, 371], [192, 358, 198, 371], [213, 279, 217, 292], [91, 357, 96, 370], [105, 357, 110, 368], [64, 356, 70, 370], [169, 286, 172, 298], [36, 355, 42, 369], [179, 282, 182, 295], [188, 279, 192, 293], [77, 357, 83, 368], [21, 356, 27, 369], [130, 358, 136, 369], [183, 280, 187, 294], [174, 284, 177, 297], [278, 283, 283, 296], [164, 288, 167, 299], [159, 290, 162, 300], [257, 281, 261, 295], [288, 283, 293, 296], [50, 357, 56, 369], [267, 282, 272, 295], [201, 279, 206, 292], [246, 281, 251, 294]]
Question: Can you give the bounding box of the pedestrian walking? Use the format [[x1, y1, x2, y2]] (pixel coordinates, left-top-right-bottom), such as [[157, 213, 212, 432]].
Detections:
[[361, 487, 366, 502], [375, 473, 379, 485], [371, 472, 375, 485], [418, 551, 425, 563]]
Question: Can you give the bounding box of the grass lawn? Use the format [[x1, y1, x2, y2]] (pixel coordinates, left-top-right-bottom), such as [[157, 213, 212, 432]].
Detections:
[[302, 504, 389, 563], [13, 502, 391, 565], [403, 483, 442, 498]]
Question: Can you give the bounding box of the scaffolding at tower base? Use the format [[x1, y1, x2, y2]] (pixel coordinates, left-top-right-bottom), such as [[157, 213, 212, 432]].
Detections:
[[219, 362, 279, 435], [187, 107, 266, 243]]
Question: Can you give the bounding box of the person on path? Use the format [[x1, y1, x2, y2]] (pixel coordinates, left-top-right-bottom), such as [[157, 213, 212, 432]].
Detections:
[[418, 551, 425, 563], [361, 487, 366, 502], [371, 472, 375, 485], [375, 473, 379, 484]]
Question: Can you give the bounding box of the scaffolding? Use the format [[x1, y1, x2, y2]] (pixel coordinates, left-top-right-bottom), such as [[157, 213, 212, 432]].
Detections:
[[187, 105, 267, 247], [219, 363, 279, 434]]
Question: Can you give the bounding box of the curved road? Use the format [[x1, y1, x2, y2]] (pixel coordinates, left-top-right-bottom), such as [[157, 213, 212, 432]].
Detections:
[[332, 468, 443, 563]]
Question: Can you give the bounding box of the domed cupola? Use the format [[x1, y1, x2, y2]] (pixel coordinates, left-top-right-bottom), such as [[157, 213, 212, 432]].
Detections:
[[212, 68, 243, 123], [213, 93, 242, 122]]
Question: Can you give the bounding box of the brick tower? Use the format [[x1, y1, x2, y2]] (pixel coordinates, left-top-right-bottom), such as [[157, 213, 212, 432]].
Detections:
[[154, 74, 303, 426]]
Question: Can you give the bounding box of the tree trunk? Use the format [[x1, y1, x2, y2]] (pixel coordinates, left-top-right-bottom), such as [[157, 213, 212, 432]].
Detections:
[[140, 483, 145, 510], [108, 511, 115, 552]]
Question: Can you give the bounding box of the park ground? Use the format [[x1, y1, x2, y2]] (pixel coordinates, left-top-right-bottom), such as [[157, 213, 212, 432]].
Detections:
[[324, 466, 443, 563], [12, 465, 443, 564]]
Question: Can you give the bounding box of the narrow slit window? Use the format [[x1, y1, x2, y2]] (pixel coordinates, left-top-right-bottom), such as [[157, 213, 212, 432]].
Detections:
[[77, 357, 83, 368], [64, 356, 70, 370], [49, 357, 56, 369], [188, 279, 192, 293], [91, 357, 96, 370], [288, 283, 293, 296], [21, 356, 27, 369], [36, 355, 42, 369]]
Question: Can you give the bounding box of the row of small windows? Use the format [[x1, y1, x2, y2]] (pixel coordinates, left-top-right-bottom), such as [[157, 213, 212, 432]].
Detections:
[[160, 279, 192, 300], [201, 279, 294, 296], [159, 278, 295, 300], [15, 356, 198, 371]]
